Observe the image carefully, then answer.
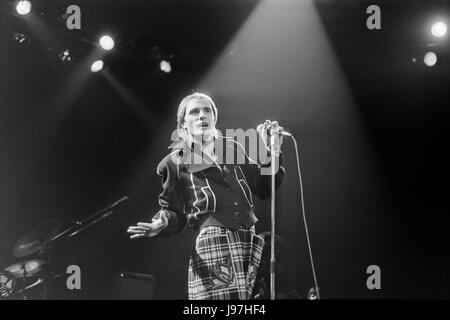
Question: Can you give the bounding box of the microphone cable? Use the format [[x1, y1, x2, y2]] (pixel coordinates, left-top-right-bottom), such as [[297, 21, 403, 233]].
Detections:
[[289, 134, 321, 299]]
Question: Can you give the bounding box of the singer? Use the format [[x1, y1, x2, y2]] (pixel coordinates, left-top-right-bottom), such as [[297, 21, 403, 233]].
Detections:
[[127, 92, 286, 300]]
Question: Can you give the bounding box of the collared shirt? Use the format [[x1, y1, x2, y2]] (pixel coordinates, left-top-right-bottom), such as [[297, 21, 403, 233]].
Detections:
[[152, 137, 285, 237]]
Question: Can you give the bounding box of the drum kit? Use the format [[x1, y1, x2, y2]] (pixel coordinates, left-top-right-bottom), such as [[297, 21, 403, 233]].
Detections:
[[0, 218, 61, 300], [0, 196, 128, 300]]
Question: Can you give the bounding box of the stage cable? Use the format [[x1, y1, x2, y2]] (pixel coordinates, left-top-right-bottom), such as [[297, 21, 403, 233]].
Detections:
[[290, 135, 320, 299]]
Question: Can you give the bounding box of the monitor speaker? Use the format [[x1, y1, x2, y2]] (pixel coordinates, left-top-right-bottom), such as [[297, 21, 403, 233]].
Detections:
[[113, 272, 156, 300]]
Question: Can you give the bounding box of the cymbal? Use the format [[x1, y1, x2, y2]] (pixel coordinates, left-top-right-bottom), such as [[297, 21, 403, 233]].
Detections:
[[5, 260, 46, 278], [13, 218, 62, 258]]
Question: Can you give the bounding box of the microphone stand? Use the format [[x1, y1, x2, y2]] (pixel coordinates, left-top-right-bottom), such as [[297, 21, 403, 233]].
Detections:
[[270, 134, 277, 300], [51, 196, 129, 241]]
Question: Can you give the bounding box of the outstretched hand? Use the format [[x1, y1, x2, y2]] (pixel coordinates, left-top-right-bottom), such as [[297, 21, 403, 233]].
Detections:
[[127, 212, 169, 239]]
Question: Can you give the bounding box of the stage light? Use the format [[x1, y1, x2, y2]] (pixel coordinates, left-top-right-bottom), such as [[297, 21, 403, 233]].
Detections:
[[16, 1, 31, 16], [90, 60, 104, 72], [431, 22, 447, 38], [13, 32, 30, 46], [160, 60, 172, 73], [99, 35, 114, 51], [58, 49, 72, 63], [424, 51, 437, 67]]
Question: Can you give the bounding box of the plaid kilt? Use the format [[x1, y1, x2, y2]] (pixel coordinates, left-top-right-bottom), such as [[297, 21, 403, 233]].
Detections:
[[188, 225, 265, 300]]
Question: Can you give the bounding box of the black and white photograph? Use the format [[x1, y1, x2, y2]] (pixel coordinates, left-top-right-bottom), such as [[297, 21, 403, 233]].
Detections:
[[0, 0, 449, 303]]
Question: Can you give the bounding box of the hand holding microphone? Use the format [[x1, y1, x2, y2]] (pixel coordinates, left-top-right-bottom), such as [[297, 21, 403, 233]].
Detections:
[[256, 120, 290, 155]]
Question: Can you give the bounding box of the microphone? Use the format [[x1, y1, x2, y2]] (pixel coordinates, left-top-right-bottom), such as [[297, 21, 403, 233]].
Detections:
[[277, 130, 292, 137], [261, 120, 292, 137]]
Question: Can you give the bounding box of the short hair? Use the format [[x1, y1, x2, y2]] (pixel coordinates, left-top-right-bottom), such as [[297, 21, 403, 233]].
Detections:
[[176, 92, 218, 142]]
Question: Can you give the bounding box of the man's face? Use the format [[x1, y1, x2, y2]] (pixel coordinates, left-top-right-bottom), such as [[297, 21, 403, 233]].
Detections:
[[182, 98, 215, 141]]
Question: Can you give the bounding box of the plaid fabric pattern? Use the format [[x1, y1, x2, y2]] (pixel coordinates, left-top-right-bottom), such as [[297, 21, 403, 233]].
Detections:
[[188, 225, 264, 300]]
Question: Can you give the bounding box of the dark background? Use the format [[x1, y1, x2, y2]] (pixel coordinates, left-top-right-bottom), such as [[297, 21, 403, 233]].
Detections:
[[0, 0, 449, 299]]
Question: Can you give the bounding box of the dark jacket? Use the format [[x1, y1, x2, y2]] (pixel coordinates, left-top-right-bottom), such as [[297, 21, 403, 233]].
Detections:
[[152, 137, 285, 237]]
